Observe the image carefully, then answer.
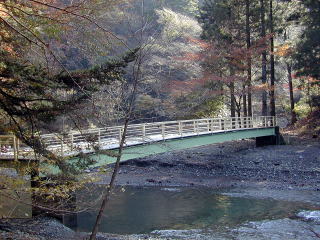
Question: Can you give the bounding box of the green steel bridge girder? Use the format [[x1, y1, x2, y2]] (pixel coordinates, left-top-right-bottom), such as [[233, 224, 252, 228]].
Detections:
[[88, 127, 277, 168]]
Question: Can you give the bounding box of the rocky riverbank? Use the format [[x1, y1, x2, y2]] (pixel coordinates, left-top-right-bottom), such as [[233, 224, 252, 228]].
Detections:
[[96, 134, 320, 193]]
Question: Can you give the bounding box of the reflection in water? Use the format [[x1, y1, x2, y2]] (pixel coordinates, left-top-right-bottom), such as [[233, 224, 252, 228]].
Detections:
[[0, 167, 32, 218], [0, 161, 38, 218], [71, 186, 314, 234]]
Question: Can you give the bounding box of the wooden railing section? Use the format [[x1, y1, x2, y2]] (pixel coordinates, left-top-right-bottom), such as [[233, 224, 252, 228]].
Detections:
[[0, 116, 275, 159]]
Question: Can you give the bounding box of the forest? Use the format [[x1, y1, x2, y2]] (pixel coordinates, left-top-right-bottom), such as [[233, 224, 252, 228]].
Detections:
[[0, 0, 320, 239], [1, 0, 319, 132]]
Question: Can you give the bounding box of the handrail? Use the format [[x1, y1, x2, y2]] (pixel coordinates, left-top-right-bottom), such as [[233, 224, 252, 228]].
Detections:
[[0, 116, 276, 159]]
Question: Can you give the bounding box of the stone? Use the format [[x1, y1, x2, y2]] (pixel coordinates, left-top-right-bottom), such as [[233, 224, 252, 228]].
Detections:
[[296, 211, 320, 223]]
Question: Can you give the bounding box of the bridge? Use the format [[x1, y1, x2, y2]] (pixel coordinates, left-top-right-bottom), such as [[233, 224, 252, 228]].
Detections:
[[0, 116, 278, 168]]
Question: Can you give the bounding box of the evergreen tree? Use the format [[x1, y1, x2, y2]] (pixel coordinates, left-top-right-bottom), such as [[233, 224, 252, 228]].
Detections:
[[294, 0, 320, 81]]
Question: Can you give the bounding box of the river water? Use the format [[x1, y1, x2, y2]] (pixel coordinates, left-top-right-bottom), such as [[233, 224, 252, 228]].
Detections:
[[1, 162, 319, 239], [70, 186, 318, 235]]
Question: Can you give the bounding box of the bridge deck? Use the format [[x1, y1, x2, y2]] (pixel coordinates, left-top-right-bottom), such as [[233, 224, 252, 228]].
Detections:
[[0, 116, 275, 161]]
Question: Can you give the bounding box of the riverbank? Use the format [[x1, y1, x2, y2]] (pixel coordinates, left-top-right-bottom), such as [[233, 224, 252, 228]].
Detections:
[[95, 134, 320, 192]]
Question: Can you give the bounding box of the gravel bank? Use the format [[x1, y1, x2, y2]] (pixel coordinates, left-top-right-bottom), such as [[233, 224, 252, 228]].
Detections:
[[96, 135, 320, 192]]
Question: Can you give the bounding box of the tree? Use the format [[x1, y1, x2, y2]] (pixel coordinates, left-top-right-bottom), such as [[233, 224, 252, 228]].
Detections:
[[287, 63, 297, 124], [0, 0, 142, 220], [260, 0, 268, 116], [0, 0, 138, 171], [245, 0, 253, 116], [294, 0, 320, 81], [198, 0, 237, 117], [198, 0, 269, 118], [269, 0, 276, 117], [273, 0, 306, 124]]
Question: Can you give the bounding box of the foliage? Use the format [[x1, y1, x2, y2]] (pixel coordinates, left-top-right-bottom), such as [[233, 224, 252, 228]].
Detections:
[[294, 0, 320, 81], [125, 5, 203, 120], [193, 97, 224, 118], [0, 48, 137, 174], [156, 8, 201, 40], [159, 0, 202, 16]]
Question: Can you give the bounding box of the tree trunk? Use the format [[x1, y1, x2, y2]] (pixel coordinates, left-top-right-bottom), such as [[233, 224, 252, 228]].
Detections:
[[260, 0, 268, 116], [89, 119, 129, 240], [243, 84, 247, 117], [229, 67, 236, 118], [230, 82, 236, 118], [269, 0, 276, 117], [287, 63, 297, 125], [89, 53, 141, 240], [245, 0, 253, 117]]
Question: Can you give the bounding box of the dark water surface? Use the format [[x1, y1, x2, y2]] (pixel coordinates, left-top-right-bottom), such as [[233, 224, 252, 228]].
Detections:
[[71, 186, 315, 234]]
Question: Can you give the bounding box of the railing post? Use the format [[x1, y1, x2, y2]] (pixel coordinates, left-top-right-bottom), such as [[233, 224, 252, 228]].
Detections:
[[195, 121, 199, 135], [142, 124, 146, 141], [207, 120, 210, 132], [61, 136, 64, 157], [178, 121, 182, 136], [70, 133, 74, 151], [13, 135, 17, 161], [265, 116, 267, 127], [253, 116, 257, 128], [17, 137, 20, 158], [219, 119, 222, 130], [161, 124, 165, 140], [97, 129, 101, 147], [119, 128, 122, 144]]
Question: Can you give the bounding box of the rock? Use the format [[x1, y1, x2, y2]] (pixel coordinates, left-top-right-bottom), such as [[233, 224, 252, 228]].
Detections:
[[84, 169, 91, 173], [297, 211, 320, 223], [253, 158, 263, 164], [234, 218, 320, 240], [146, 178, 156, 183]]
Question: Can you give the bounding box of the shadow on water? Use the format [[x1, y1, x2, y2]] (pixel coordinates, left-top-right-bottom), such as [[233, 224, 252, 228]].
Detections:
[[0, 161, 35, 218], [69, 186, 316, 234]]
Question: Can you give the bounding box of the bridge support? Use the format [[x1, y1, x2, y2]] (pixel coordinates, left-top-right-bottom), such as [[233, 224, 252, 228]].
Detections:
[[256, 126, 283, 147]]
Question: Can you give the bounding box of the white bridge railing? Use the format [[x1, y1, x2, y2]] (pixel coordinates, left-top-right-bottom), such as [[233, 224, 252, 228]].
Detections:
[[0, 116, 275, 159]]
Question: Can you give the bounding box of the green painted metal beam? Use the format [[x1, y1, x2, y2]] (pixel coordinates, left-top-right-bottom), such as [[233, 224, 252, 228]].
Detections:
[[88, 127, 276, 168]]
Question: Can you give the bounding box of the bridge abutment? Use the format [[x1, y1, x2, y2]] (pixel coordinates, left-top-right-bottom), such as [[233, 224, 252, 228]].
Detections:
[[256, 126, 284, 147]]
